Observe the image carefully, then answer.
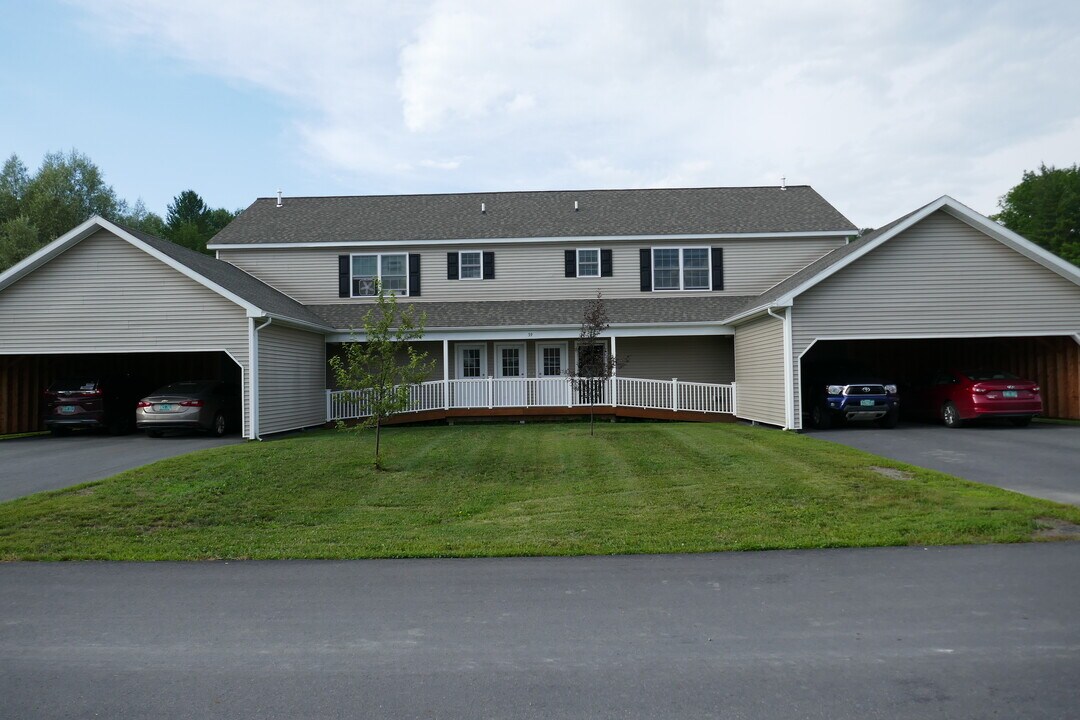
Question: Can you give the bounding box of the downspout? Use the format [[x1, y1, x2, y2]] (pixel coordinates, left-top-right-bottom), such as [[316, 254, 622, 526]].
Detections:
[[767, 306, 795, 431], [249, 317, 273, 440]]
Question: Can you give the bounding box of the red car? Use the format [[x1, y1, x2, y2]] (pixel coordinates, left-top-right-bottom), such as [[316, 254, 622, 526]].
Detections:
[[916, 369, 1042, 428]]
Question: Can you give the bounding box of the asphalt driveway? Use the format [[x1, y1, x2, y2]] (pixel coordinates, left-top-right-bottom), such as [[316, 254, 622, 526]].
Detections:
[[808, 421, 1080, 505], [0, 432, 243, 501], [1, 544, 1077, 719]]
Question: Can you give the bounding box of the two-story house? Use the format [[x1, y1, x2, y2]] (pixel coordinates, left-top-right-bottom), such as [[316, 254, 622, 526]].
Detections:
[[1, 186, 1078, 438]]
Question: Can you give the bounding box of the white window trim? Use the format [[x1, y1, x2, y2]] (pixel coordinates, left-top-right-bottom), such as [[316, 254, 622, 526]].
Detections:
[[350, 252, 409, 297], [458, 249, 484, 281], [650, 246, 711, 292], [454, 342, 488, 379], [536, 342, 568, 378], [576, 248, 600, 278], [494, 342, 526, 378]]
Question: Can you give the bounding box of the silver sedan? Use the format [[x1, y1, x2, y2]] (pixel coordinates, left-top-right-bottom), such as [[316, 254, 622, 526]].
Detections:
[[136, 381, 239, 437]]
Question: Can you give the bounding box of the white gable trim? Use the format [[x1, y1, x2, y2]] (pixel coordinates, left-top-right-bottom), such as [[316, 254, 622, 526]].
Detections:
[[773, 196, 1080, 306], [725, 196, 1080, 324], [0, 216, 263, 315]]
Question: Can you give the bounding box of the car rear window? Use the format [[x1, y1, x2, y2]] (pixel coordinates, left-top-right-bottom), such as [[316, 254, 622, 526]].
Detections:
[[48, 378, 99, 392], [963, 370, 1019, 381], [153, 381, 215, 395]]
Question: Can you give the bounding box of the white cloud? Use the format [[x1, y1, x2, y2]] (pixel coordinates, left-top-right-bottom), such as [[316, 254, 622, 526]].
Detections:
[[70, 0, 1080, 226]]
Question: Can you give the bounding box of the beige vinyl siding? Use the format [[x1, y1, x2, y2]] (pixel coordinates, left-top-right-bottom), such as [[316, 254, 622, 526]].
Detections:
[[257, 324, 327, 435], [617, 337, 734, 384], [217, 236, 845, 306], [734, 314, 787, 426], [0, 229, 252, 435], [790, 209, 1080, 427]]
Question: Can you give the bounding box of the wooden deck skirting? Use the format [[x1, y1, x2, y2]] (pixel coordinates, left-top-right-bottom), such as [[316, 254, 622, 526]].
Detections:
[[344, 406, 737, 426]]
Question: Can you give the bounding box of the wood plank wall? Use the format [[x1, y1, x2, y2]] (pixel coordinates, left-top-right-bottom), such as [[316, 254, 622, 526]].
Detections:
[[804, 336, 1079, 420], [0, 353, 237, 435]]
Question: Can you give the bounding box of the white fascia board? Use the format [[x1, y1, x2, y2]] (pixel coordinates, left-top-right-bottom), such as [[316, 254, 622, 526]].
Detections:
[[938, 199, 1080, 285], [262, 313, 332, 335], [0, 217, 103, 292], [761, 195, 1080, 310], [207, 230, 854, 251], [327, 322, 734, 343], [767, 197, 953, 308], [723, 300, 792, 325]]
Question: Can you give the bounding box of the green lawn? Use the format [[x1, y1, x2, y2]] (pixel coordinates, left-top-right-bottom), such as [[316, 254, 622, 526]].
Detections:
[[2, 423, 1077, 561]]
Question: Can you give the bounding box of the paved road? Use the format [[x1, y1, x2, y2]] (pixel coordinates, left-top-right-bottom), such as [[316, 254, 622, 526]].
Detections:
[[1, 544, 1078, 719], [0, 433, 243, 501], [808, 421, 1080, 505]]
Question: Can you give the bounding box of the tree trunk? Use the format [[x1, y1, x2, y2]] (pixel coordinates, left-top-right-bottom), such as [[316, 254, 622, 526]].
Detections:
[[374, 417, 382, 469]]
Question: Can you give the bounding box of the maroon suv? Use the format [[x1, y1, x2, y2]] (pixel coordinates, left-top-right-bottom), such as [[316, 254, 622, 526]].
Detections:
[[42, 377, 142, 436]]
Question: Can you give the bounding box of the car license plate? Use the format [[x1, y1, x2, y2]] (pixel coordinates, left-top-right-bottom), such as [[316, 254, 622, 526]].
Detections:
[[860, 399, 875, 406], [158, 403, 174, 411], [1002, 390, 1018, 398], [59, 405, 76, 414]]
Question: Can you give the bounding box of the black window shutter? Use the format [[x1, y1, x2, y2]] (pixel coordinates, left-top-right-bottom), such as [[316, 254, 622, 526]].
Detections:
[[409, 253, 421, 296], [711, 247, 724, 291], [564, 249, 576, 277], [447, 252, 459, 280], [482, 251, 495, 280], [600, 249, 613, 277], [639, 249, 652, 291], [338, 255, 350, 298]]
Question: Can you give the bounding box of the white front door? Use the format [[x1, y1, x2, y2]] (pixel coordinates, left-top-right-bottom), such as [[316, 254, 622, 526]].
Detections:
[[494, 343, 526, 406], [454, 343, 488, 407], [535, 342, 569, 406]]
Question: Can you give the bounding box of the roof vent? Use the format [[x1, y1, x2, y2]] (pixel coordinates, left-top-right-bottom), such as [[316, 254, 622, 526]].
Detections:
[[276, 189, 283, 208], [780, 176, 786, 191], [574, 200, 579, 212], [481, 202, 486, 214]]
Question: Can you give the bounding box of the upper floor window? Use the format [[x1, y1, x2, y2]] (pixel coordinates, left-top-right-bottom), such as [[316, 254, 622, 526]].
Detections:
[[577, 249, 600, 277], [459, 251, 482, 280], [352, 253, 407, 296], [652, 247, 710, 291]]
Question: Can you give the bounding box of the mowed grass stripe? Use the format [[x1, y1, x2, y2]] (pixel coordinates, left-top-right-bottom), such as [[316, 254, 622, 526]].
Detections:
[[1, 423, 1077, 560]]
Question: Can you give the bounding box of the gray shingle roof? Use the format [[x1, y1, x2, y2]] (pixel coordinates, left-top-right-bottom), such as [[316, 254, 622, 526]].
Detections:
[[116, 223, 330, 328], [311, 296, 755, 331], [210, 186, 857, 246]]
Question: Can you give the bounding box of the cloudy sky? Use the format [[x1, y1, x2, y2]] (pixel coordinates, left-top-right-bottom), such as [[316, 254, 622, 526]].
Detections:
[[3, 0, 1078, 227]]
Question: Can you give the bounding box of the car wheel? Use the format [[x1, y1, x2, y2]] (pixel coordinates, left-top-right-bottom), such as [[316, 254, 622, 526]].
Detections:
[[811, 404, 832, 430], [942, 402, 963, 428], [880, 408, 899, 429], [146, 429, 163, 438], [212, 413, 227, 437], [1009, 416, 1033, 428]]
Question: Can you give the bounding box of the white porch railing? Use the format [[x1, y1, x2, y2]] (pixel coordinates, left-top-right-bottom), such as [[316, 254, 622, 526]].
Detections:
[[327, 376, 734, 422]]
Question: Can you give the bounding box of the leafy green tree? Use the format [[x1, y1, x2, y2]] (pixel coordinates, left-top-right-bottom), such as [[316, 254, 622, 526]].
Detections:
[[204, 206, 238, 237], [0, 216, 41, 272], [166, 190, 209, 232], [0, 154, 30, 224], [329, 286, 434, 469], [994, 163, 1080, 266], [22, 150, 125, 243], [120, 198, 168, 237]]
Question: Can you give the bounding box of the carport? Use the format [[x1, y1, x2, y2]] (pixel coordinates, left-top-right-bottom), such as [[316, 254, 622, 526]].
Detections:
[[0, 217, 331, 439], [729, 196, 1080, 429], [0, 351, 242, 435], [799, 336, 1079, 420]]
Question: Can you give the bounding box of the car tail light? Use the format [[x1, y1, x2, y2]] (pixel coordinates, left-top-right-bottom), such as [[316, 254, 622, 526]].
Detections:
[[137, 401, 152, 408], [972, 386, 988, 394], [1032, 386, 1040, 393], [179, 399, 204, 407]]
